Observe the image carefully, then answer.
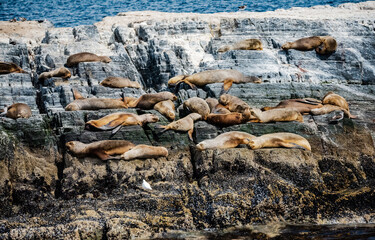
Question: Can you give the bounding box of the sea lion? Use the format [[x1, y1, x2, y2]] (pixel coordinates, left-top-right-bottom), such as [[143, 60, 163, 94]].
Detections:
[[315, 36, 337, 55], [0, 62, 27, 74], [205, 113, 245, 126], [250, 108, 304, 123], [248, 132, 311, 151], [218, 39, 263, 53], [99, 77, 141, 89], [282, 36, 323, 51], [159, 113, 201, 141], [129, 92, 177, 109], [168, 69, 261, 93], [66, 140, 135, 160], [261, 98, 323, 114], [183, 97, 210, 119], [154, 100, 176, 121], [66, 52, 111, 67], [196, 131, 256, 150], [65, 89, 128, 111], [310, 104, 352, 117], [85, 112, 159, 131], [205, 98, 231, 114], [322, 92, 355, 118], [219, 94, 253, 120], [0, 103, 32, 119], [121, 145, 168, 160], [38, 67, 71, 80]]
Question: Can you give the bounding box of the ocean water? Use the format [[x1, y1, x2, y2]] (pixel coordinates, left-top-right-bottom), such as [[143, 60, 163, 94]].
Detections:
[[0, 0, 366, 27]]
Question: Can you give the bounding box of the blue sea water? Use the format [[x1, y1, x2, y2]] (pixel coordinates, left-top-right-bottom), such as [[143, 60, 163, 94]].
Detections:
[[0, 0, 367, 27]]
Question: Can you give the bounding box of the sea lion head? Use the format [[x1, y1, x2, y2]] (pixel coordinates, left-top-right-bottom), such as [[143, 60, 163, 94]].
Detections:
[[218, 46, 230, 53], [196, 142, 206, 151], [167, 75, 187, 87], [219, 94, 231, 106], [248, 139, 260, 150], [65, 141, 85, 154], [143, 114, 159, 123], [166, 109, 175, 121], [164, 92, 178, 101], [100, 56, 112, 63], [281, 42, 292, 50]]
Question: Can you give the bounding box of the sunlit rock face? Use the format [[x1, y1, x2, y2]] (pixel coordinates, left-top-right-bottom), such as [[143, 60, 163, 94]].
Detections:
[[1, 2, 375, 238]]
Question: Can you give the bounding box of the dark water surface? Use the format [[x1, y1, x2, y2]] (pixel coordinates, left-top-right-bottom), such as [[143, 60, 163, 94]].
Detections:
[[153, 224, 375, 239], [0, 0, 367, 27]]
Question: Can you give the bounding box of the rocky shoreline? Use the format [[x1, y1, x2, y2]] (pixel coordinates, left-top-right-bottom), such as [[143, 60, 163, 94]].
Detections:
[[1, 2, 375, 239]]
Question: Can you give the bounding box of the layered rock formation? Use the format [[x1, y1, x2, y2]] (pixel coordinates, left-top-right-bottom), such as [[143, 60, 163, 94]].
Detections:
[[1, 1, 375, 239]]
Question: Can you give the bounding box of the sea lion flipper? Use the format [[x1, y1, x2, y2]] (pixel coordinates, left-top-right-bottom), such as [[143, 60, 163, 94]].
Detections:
[[94, 151, 110, 160], [109, 124, 124, 138], [188, 128, 194, 141], [72, 89, 85, 100], [221, 79, 234, 95], [295, 99, 320, 105], [280, 142, 307, 150]]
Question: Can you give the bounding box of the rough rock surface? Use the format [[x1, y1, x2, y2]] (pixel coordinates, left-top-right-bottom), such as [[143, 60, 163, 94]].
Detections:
[[1, 2, 375, 239]]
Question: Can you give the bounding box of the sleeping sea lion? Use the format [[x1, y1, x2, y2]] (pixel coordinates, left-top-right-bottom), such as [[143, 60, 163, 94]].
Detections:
[[65, 89, 128, 111], [205, 98, 231, 114], [218, 39, 263, 53], [322, 92, 355, 118], [205, 113, 246, 126], [248, 132, 311, 151], [154, 100, 176, 121], [66, 140, 135, 160], [168, 69, 261, 93], [250, 108, 304, 123], [261, 98, 323, 114], [219, 94, 253, 120], [85, 112, 159, 131], [66, 52, 111, 67], [0, 103, 32, 119], [158, 113, 201, 141], [0, 62, 27, 74], [282, 36, 323, 51], [128, 92, 177, 109], [183, 97, 210, 119], [196, 131, 256, 150], [310, 104, 352, 117], [38, 67, 71, 80], [121, 145, 168, 160], [99, 77, 141, 89]]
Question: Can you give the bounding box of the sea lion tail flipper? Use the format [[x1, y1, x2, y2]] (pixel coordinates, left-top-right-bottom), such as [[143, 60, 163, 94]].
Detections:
[[156, 125, 169, 134], [72, 88, 85, 100], [280, 142, 307, 150], [188, 128, 194, 141], [106, 155, 122, 160]]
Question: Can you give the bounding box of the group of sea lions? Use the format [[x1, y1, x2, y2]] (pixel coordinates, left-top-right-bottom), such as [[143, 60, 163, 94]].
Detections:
[[0, 34, 344, 162]]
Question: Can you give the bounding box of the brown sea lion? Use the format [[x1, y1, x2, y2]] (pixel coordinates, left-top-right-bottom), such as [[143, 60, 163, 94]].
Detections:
[[310, 104, 352, 117], [65, 140, 135, 160], [38, 67, 71, 80], [261, 98, 323, 114], [219, 94, 253, 120], [154, 100, 176, 121], [99, 77, 141, 89], [183, 97, 210, 119], [0, 62, 27, 74], [65, 89, 128, 111], [66, 52, 111, 67], [159, 113, 201, 141], [322, 92, 355, 118], [129, 92, 177, 109], [196, 131, 256, 150], [85, 112, 159, 131], [250, 108, 304, 123], [0, 103, 32, 119], [205, 113, 246, 126], [218, 39, 263, 53], [121, 145, 168, 160], [168, 69, 261, 93], [205, 98, 231, 114], [248, 132, 311, 151], [315, 36, 337, 55], [282, 36, 323, 51]]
